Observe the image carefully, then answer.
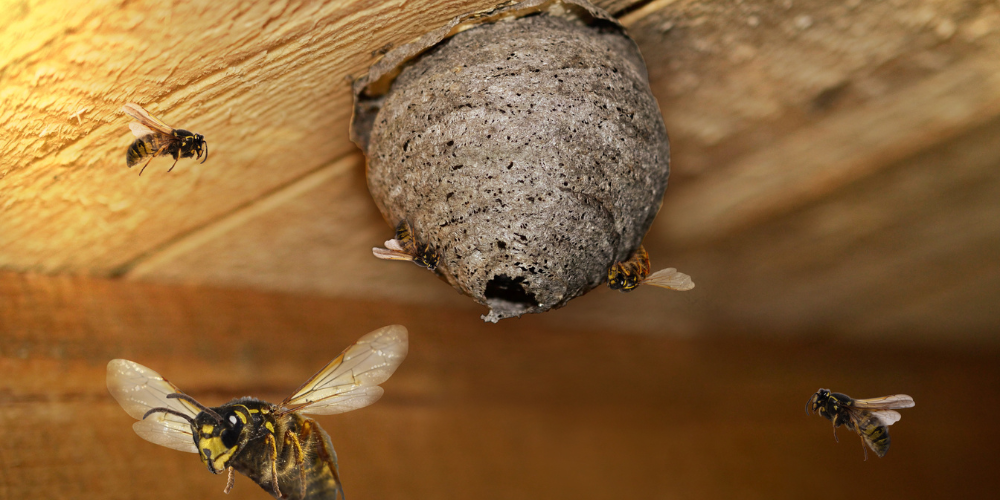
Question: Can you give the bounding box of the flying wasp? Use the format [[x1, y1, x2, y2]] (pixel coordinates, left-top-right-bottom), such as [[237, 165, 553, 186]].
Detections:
[[122, 102, 208, 175], [372, 220, 440, 270], [107, 325, 408, 500], [806, 388, 915, 459], [607, 245, 695, 292]]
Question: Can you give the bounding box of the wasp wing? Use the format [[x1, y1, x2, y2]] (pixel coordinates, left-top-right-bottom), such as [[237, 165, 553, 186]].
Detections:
[[106, 359, 199, 453], [871, 410, 903, 427], [131, 419, 198, 453], [642, 268, 695, 291], [280, 325, 408, 416], [128, 122, 157, 139], [372, 244, 415, 261], [852, 394, 914, 410], [385, 239, 406, 252], [289, 385, 386, 414], [122, 103, 175, 135]]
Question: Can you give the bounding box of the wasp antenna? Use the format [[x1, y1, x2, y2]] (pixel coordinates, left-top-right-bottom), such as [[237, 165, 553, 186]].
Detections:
[[142, 406, 196, 425], [167, 393, 224, 423], [201, 142, 208, 163]]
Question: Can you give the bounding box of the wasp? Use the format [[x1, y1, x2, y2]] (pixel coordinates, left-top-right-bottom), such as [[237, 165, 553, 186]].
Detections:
[[607, 245, 695, 292], [107, 325, 408, 499], [122, 103, 208, 175], [372, 220, 439, 270], [806, 388, 915, 459]]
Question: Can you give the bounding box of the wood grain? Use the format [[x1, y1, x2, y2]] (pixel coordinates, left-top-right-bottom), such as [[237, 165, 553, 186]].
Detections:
[[627, 0, 1000, 181], [123, 114, 1000, 343], [545, 115, 1000, 342], [656, 50, 1000, 244], [1, 272, 998, 499], [124, 153, 476, 310], [3, 0, 999, 341], [0, 0, 505, 273]]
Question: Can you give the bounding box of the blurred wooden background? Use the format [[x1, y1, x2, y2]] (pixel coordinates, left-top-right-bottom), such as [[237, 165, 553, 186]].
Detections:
[[1, 0, 999, 498], [2, 272, 998, 499]]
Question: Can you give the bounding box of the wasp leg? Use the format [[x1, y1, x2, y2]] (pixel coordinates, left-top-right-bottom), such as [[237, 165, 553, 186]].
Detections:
[[224, 467, 235, 494], [266, 433, 282, 498], [831, 419, 840, 443], [283, 429, 308, 499], [138, 154, 158, 176], [850, 422, 871, 461], [167, 154, 180, 172], [139, 144, 170, 176], [201, 142, 208, 163]]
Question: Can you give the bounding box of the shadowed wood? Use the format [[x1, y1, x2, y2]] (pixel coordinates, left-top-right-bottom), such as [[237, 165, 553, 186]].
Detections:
[[544, 115, 1000, 341], [655, 51, 1000, 244], [1, 272, 998, 499]]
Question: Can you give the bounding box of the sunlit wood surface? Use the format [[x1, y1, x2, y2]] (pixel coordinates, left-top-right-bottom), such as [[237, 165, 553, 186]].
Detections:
[[2, 0, 998, 339], [1, 272, 996, 499]]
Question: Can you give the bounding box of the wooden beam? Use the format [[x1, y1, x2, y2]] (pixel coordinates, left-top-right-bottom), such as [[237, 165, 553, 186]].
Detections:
[[548, 115, 1000, 343], [1, 271, 998, 499], [0, 0, 506, 274], [655, 51, 1000, 245]]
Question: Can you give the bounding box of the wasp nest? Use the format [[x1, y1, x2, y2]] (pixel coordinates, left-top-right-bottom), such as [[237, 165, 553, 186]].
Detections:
[[352, 0, 670, 322]]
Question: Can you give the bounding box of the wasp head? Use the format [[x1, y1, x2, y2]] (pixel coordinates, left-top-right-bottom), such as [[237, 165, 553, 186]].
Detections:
[[413, 244, 439, 270], [806, 388, 831, 414], [174, 129, 208, 162], [141, 394, 248, 473], [608, 263, 641, 291], [193, 406, 250, 474], [806, 388, 851, 424]]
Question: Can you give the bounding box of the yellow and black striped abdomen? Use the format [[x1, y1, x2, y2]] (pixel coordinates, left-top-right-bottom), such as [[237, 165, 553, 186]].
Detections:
[[858, 413, 892, 457], [297, 416, 342, 500], [126, 134, 171, 168], [241, 412, 342, 500]]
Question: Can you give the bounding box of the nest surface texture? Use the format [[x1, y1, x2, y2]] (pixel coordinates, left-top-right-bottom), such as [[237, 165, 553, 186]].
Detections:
[[356, 2, 669, 322]]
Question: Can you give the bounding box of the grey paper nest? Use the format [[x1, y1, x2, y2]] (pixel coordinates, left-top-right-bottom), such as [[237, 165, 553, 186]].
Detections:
[[351, 0, 669, 322]]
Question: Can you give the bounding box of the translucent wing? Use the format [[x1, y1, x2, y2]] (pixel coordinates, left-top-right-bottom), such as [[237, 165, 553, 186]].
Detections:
[[372, 248, 415, 261], [384, 239, 406, 252], [128, 122, 156, 139], [373, 240, 414, 261], [852, 395, 915, 410], [122, 103, 175, 135], [871, 410, 903, 427], [132, 418, 197, 453], [642, 268, 695, 291], [281, 325, 408, 416], [106, 359, 199, 453]]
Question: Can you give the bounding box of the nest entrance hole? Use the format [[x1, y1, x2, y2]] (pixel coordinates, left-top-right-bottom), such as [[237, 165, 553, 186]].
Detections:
[[484, 274, 539, 309]]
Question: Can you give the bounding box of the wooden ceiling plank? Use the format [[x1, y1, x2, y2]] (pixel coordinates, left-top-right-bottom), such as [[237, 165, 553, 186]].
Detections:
[[0, 0, 503, 274], [122, 154, 359, 278], [655, 50, 1000, 246]]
